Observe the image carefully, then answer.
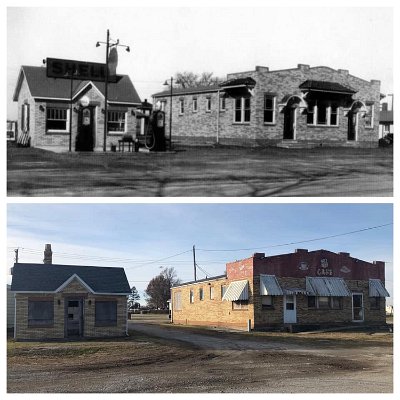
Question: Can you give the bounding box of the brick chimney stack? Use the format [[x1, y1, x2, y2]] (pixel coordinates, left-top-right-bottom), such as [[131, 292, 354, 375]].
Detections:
[[43, 244, 52, 264]]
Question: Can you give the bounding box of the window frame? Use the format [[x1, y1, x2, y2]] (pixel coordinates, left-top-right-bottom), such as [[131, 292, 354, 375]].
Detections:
[[261, 295, 274, 309], [46, 107, 70, 133], [221, 285, 227, 299], [192, 97, 198, 112], [206, 97, 211, 113], [209, 286, 214, 300], [263, 94, 276, 125], [174, 291, 182, 311], [220, 97, 226, 111], [233, 97, 251, 124], [95, 300, 118, 327], [365, 103, 374, 129], [369, 296, 380, 310], [189, 289, 194, 304], [28, 298, 54, 327], [199, 287, 204, 301], [179, 99, 185, 115], [107, 110, 126, 134], [307, 101, 340, 127]]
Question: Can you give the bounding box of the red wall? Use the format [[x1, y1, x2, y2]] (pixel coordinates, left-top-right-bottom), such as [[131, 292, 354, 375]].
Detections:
[[226, 250, 385, 281]]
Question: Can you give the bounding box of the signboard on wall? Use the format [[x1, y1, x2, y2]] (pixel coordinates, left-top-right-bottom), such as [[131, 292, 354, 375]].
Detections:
[[46, 58, 118, 82]]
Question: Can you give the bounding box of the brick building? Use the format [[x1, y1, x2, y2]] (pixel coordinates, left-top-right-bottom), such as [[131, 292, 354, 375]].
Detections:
[[12, 65, 141, 151], [170, 249, 389, 331], [153, 64, 381, 147], [10, 246, 131, 340]]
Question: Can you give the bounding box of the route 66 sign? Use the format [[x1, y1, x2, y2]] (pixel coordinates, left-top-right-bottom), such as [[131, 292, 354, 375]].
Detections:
[[317, 258, 333, 276], [321, 258, 329, 268]]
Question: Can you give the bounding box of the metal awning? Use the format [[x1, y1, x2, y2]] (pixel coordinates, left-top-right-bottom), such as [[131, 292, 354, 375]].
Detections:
[[306, 277, 352, 297], [299, 80, 357, 95], [369, 279, 390, 297], [222, 280, 249, 301], [259, 274, 283, 295], [284, 288, 310, 295]]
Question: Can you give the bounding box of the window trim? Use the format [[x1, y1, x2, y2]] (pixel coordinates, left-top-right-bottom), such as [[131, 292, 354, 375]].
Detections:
[[261, 295, 274, 309], [365, 103, 374, 129], [209, 286, 214, 300], [220, 97, 226, 112], [46, 107, 70, 134], [199, 287, 204, 301], [107, 110, 127, 135], [192, 97, 198, 112], [307, 102, 340, 127], [233, 97, 251, 124], [179, 99, 185, 115], [232, 300, 249, 310], [206, 97, 211, 113], [189, 289, 194, 304], [174, 291, 182, 311]]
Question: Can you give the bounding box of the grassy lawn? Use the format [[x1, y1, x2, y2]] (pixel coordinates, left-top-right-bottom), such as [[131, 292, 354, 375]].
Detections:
[[7, 145, 393, 196]]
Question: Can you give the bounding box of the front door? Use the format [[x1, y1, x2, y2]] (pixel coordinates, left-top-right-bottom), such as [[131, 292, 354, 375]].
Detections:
[[352, 293, 364, 322], [283, 294, 297, 323], [347, 112, 358, 141], [65, 299, 83, 337], [283, 106, 296, 140], [76, 106, 95, 151]]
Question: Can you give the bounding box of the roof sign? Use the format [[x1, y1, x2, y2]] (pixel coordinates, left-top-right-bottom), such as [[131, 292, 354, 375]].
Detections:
[[46, 57, 117, 83]]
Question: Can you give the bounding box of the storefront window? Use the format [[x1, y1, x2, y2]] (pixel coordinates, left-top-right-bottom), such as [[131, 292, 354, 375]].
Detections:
[[108, 111, 126, 133], [28, 299, 54, 326], [318, 296, 330, 309], [307, 296, 317, 308], [331, 297, 343, 309], [232, 300, 248, 310]]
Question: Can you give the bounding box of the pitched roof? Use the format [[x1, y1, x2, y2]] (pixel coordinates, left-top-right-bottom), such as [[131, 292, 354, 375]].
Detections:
[[11, 263, 131, 294], [13, 66, 141, 104], [299, 80, 357, 94], [153, 84, 221, 98]]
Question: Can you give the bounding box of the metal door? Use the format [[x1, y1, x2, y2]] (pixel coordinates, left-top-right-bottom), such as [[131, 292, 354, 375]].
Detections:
[[65, 299, 83, 337], [283, 294, 297, 323]]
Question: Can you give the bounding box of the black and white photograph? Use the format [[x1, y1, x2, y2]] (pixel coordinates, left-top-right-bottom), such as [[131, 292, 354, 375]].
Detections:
[[6, 4, 393, 197], [2, 0, 397, 398]]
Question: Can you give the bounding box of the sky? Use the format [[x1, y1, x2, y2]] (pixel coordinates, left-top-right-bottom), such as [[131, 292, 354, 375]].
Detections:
[[6, 4, 394, 120], [6, 203, 393, 305]]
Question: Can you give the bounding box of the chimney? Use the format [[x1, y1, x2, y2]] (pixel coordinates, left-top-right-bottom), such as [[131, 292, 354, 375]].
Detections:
[[339, 252, 350, 257], [43, 244, 52, 264], [297, 64, 310, 71], [295, 248, 308, 254], [253, 252, 265, 259], [338, 69, 349, 76]]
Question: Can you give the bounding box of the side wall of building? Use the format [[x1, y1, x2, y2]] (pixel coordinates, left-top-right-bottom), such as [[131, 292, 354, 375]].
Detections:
[[171, 277, 255, 330]]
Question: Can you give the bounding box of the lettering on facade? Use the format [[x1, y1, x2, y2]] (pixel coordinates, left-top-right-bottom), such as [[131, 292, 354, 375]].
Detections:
[[317, 258, 333, 276]]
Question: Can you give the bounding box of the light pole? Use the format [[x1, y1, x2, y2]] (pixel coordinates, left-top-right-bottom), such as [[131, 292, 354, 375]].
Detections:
[[96, 29, 130, 152], [163, 77, 173, 150]]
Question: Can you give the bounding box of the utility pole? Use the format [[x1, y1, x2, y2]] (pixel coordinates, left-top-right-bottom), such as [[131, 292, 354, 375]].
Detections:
[[193, 245, 197, 282]]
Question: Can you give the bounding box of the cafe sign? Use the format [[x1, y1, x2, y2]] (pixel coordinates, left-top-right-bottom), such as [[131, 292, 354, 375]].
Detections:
[[46, 57, 117, 82], [317, 258, 333, 276]]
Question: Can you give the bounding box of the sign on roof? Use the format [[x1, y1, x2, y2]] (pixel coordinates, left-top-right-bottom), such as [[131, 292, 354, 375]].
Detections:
[[46, 57, 117, 83]]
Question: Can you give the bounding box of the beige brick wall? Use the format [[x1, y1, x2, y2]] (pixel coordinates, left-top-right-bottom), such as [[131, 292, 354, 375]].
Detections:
[[171, 277, 255, 330], [14, 278, 127, 341]]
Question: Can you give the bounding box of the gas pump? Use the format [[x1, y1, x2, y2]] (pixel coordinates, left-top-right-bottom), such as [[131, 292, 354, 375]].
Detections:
[[145, 110, 166, 151]]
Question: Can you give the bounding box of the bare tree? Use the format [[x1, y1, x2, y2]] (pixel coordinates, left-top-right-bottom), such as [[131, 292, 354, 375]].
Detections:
[[145, 267, 181, 309], [174, 71, 222, 88]]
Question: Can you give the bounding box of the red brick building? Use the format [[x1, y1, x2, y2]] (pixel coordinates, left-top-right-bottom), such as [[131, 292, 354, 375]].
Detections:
[[153, 64, 381, 147], [170, 249, 389, 331]]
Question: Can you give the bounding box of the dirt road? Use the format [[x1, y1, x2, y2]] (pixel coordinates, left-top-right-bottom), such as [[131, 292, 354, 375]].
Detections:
[[7, 321, 392, 393], [7, 146, 393, 196]]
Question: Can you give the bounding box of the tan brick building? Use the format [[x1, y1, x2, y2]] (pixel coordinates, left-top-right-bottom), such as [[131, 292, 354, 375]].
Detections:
[[13, 65, 141, 152], [171, 249, 389, 331], [10, 248, 131, 340], [153, 64, 381, 147]]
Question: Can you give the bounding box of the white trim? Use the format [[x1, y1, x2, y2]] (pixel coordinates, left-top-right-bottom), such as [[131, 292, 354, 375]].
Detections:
[[73, 81, 104, 101], [263, 94, 276, 125], [192, 97, 198, 112], [109, 101, 141, 106], [55, 274, 95, 293], [179, 99, 184, 115], [233, 97, 251, 124], [34, 96, 71, 101], [46, 108, 70, 134], [14, 289, 131, 296]]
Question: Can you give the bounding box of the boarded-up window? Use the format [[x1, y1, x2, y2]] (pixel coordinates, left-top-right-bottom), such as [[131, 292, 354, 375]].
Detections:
[[190, 289, 194, 303], [307, 296, 317, 308], [95, 300, 117, 326], [199, 287, 204, 301], [331, 297, 343, 309], [261, 295, 273, 309], [221, 285, 227, 299], [174, 292, 182, 310], [28, 299, 54, 326], [318, 296, 330, 309], [232, 300, 248, 310], [370, 297, 380, 310]]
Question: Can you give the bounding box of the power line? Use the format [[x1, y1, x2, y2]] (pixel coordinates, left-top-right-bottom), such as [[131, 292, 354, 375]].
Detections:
[[197, 223, 393, 252]]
